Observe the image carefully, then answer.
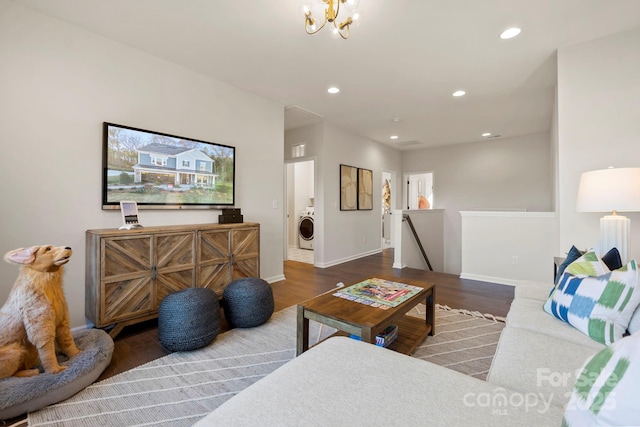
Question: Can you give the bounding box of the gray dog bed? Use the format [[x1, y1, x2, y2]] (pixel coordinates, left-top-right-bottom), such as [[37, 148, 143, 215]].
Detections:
[[0, 328, 114, 419]]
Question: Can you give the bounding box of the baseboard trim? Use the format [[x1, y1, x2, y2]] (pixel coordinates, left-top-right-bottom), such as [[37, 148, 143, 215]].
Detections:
[[459, 273, 518, 287], [265, 274, 286, 284], [314, 249, 382, 269]]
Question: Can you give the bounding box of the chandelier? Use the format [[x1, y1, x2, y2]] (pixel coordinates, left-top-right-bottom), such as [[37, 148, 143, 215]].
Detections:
[[301, 0, 360, 40]]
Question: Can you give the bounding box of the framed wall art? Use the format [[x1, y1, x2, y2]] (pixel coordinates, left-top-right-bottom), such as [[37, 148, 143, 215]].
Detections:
[[358, 168, 373, 210], [340, 164, 357, 211]]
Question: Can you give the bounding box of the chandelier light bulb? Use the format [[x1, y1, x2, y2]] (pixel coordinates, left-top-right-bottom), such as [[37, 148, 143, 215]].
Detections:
[[343, 0, 360, 12], [298, 1, 312, 17]]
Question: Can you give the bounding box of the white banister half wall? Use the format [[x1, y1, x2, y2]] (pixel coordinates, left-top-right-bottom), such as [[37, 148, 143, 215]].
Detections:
[[460, 211, 558, 286], [393, 209, 445, 272]]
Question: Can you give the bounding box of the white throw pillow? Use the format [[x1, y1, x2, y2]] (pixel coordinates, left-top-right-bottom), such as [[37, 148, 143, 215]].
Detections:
[[628, 305, 640, 335], [563, 331, 640, 426]]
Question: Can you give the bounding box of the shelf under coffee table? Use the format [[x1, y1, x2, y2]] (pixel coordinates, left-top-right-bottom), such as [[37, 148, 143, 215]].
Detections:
[[296, 275, 435, 356]]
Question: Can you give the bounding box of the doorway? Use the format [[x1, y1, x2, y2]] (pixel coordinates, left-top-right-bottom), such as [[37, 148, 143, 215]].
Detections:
[[381, 170, 395, 249], [285, 160, 315, 264], [404, 172, 434, 210]]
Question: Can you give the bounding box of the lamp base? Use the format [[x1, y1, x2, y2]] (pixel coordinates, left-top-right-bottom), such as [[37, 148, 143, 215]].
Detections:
[[600, 214, 629, 264]]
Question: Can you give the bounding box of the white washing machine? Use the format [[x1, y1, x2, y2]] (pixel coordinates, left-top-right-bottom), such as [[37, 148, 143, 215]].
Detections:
[[298, 207, 314, 250]]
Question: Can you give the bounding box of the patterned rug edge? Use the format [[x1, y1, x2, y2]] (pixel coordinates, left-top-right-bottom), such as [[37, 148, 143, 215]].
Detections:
[[435, 303, 506, 323]]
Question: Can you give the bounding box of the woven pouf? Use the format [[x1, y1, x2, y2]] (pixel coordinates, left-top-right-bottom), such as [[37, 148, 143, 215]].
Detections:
[[223, 278, 274, 328], [158, 287, 221, 352]]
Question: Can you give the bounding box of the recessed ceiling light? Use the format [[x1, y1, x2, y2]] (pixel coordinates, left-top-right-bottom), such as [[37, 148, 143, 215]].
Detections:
[[482, 132, 491, 137], [327, 87, 340, 94], [452, 90, 466, 97], [500, 27, 521, 40], [392, 118, 401, 123], [390, 135, 399, 140]]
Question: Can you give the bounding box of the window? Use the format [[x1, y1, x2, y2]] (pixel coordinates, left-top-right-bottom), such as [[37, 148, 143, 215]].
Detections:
[[151, 156, 167, 166], [291, 143, 306, 158], [182, 160, 190, 167], [199, 163, 207, 171]]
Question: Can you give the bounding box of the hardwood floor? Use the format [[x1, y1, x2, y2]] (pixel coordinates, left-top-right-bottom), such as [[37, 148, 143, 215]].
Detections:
[[99, 248, 514, 381]]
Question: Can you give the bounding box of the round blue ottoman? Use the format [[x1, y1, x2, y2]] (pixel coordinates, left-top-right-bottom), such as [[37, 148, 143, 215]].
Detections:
[[158, 287, 221, 352], [223, 278, 274, 328]]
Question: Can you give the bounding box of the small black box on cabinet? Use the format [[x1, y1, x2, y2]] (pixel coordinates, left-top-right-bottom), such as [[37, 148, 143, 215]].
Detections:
[[219, 208, 243, 224], [219, 214, 243, 224], [221, 208, 241, 215]]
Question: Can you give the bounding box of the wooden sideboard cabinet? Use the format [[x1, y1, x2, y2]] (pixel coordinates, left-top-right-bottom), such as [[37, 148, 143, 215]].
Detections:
[[86, 222, 260, 337]]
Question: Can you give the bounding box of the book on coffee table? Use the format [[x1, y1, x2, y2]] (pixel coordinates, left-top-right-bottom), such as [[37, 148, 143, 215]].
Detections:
[[334, 277, 423, 308], [349, 324, 399, 347]]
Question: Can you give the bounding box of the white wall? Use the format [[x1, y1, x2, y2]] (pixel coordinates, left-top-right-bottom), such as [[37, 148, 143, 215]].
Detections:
[[294, 161, 314, 216], [0, 2, 285, 328], [460, 211, 557, 285], [320, 124, 402, 267], [402, 133, 553, 274], [557, 27, 640, 261]]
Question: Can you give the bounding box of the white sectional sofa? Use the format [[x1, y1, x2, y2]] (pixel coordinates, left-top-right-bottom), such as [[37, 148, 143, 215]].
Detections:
[[194, 280, 606, 426]]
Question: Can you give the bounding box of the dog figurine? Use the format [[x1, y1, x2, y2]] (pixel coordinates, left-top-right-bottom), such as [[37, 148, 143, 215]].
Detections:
[[0, 245, 80, 378]]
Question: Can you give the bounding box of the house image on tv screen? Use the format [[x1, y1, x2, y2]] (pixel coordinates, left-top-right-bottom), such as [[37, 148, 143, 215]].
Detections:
[[133, 143, 217, 187]]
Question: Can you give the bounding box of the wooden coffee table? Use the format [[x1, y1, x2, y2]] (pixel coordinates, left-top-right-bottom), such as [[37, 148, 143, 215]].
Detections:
[[296, 275, 435, 356]]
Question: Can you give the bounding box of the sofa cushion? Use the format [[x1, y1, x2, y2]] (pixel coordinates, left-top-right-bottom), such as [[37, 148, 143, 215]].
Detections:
[[487, 326, 599, 409], [544, 259, 640, 345], [563, 329, 640, 426], [194, 337, 564, 426], [515, 280, 555, 301], [506, 298, 604, 350]]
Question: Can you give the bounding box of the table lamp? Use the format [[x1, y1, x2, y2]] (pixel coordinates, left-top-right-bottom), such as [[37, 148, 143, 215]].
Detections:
[[576, 167, 640, 264]]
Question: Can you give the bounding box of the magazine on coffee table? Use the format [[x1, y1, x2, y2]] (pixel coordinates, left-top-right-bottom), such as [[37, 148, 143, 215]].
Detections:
[[333, 277, 423, 308]]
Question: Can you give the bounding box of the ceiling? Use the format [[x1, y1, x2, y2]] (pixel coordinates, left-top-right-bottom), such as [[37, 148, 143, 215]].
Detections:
[[12, 0, 640, 150]]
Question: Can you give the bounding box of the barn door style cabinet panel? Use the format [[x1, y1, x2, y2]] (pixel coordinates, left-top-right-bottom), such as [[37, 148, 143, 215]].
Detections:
[[86, 223, 260, 337], [198, 226, 260, 295]]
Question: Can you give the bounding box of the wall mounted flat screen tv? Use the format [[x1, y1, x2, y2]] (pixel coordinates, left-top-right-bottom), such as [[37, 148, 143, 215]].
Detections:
[[102, 122, 235, 209]]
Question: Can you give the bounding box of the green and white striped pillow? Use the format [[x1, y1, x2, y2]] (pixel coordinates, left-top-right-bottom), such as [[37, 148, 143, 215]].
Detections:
[[563, 331, 640, 426], [564, 251, 609, 277], [544, 259, 640, 345]]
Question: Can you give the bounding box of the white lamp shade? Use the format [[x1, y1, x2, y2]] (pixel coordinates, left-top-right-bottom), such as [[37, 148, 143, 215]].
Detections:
[[576, 168, 640, 213]]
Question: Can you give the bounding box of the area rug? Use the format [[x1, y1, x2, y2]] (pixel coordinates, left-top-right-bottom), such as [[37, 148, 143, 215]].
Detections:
[[409, 304, 505, 380], [28, 304, 505, 426]]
